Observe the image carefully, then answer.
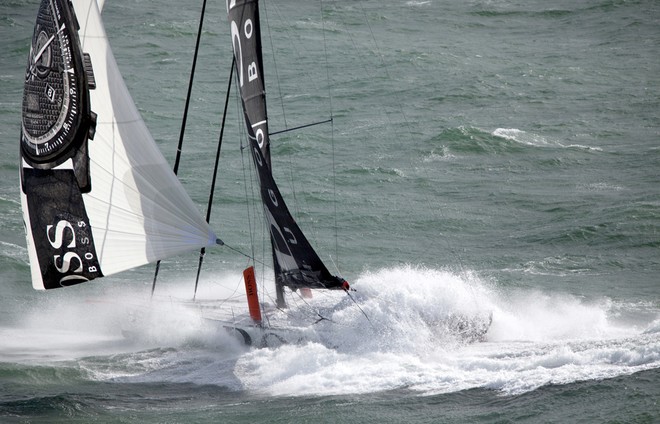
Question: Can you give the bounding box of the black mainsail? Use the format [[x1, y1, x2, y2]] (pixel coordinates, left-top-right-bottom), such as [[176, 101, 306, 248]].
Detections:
[[227, 0, 348, 307]]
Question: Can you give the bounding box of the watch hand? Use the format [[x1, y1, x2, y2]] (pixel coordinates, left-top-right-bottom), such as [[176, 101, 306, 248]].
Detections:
[[25, 24, 65, 81], [33, 34, 55, 65], [26, 34, 55, 81]]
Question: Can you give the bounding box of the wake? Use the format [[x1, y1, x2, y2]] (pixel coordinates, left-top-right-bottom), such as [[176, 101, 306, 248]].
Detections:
[[3, 265, 658, 396]]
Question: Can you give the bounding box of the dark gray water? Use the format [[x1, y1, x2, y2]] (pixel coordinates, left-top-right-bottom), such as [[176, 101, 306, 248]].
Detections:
[[1, 0, 659, 422]]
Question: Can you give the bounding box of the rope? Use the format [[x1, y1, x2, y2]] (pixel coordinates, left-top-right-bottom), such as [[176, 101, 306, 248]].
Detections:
[[344, 289, 377, 332], [319, 0, 341, 270], [152, 0, 208, 298], [193, 59, 235, 301]]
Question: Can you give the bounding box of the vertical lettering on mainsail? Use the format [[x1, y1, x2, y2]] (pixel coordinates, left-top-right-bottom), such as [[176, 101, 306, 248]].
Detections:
[[227, 0, 303, 271], [252, 121, 266, 148], [283, 227, 297, 245], [230, 21, 243, 87], [227, 0, 347, 291], [230, 14, 257, 89], [253, 146, 263, 166], [267, 189, 278, 206]]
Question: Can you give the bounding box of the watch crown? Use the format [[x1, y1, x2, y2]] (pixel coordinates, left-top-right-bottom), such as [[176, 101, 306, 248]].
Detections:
[[88, 111, 97, 140]]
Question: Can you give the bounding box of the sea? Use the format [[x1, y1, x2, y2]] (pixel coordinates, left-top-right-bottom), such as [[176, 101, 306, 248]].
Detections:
[[1, 0, 659, 422]]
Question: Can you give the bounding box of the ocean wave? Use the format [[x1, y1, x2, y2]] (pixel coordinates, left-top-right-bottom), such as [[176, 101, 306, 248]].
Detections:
[[2, 267, 658, 398], [432, 126, 598, 155], [491, 128, 604, 152]]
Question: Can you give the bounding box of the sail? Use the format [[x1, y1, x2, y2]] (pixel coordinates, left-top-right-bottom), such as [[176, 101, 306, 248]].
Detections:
[[227, 0, 347, 298], [20, 0, 217, 290]]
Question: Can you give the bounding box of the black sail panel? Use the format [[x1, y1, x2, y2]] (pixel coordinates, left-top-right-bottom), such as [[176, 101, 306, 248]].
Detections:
[[227, 0, 270, 165], [227, 0, 346, 293]]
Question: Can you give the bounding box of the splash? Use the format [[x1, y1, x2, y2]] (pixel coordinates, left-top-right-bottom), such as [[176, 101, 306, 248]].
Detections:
[[3, 266, 658, 396], [232, 265, 660, 396], [312, 265, 495, 352]]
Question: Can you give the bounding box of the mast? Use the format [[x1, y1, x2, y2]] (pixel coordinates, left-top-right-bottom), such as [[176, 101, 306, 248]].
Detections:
[[227, 0, 348, 308]]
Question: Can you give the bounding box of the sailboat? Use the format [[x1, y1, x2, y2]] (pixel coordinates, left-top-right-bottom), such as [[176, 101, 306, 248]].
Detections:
[[19, 0, 352, 346], [19, 0, 491, 347], [226, 0, 350, 299], [200, 0, 354, 346]]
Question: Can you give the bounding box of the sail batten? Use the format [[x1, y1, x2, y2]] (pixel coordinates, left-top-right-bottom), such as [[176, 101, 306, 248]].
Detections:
[[227, 0, 346, 303], [20, 0, 216, 289]]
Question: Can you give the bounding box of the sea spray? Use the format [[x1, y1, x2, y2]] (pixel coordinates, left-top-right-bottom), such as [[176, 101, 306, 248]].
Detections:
[[232, 266, 659, 396], [2, 266, 658, 397]]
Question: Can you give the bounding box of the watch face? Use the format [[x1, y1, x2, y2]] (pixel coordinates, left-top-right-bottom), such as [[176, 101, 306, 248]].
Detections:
[[21, 0, 85, 165]]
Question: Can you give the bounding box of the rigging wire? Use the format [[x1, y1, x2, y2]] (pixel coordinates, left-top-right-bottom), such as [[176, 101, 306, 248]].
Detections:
[[262, 0, 303, 226], [235, 70, 272, 313], [269, 118, 332, 136], [320, 0, 341, 271], [222, 241, 269, 269], [262, 0, 333, 244], [353, 2, 476, 310], [237, 87, 266, 300], [151, 0, 208, 298], [265, 0, 342, 274], [262, 0, 288, 129], [192, 58, 235, 301], [221, 0, 376, 331], [345, 289, 377, 332]]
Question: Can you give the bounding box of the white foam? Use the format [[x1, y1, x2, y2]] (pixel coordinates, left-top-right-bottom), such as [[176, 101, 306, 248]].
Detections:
[[423, 147, 455, 162], [491, 128, 603, 151], [4, 266, 658, 396], [492, 128, 552, 146], [405, 1, 431, 6], [231, 266, 660, 396]]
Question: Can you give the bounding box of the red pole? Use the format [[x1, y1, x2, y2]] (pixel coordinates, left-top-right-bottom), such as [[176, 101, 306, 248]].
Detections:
[[243, 266, 262, 323]]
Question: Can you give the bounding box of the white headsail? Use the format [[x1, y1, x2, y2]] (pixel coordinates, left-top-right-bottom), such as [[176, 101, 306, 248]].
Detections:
[[20, 0, 216, 289]]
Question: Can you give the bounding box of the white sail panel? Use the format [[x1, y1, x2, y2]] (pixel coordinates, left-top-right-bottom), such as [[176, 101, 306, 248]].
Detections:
[[20, 0, 216, 290], [74, 0, 216, 276]]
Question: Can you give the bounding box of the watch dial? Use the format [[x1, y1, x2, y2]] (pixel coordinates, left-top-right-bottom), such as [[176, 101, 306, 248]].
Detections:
[[21, 0, 84, 165]]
